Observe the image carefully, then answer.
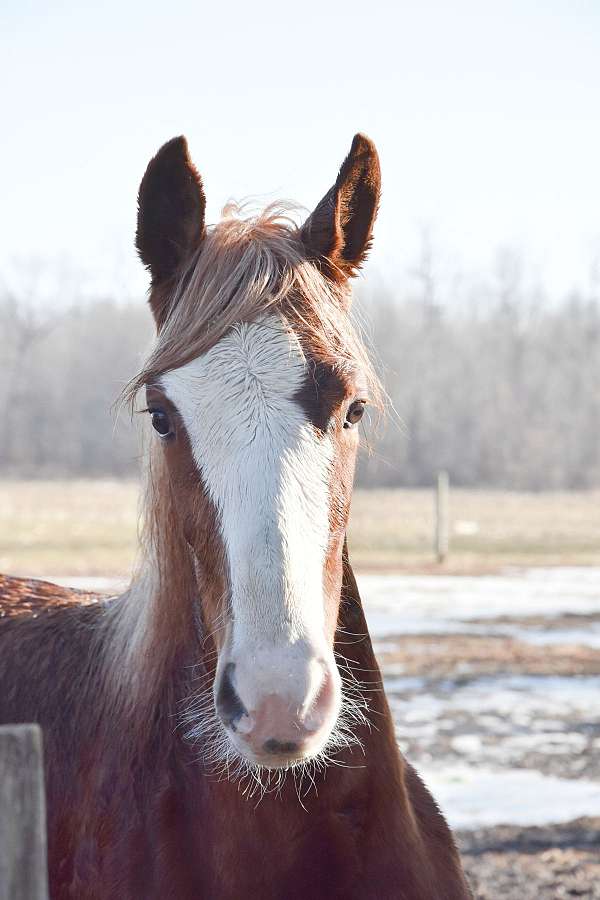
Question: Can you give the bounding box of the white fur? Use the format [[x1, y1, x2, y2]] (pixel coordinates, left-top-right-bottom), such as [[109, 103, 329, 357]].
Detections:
[[160, 316, 333, 656]]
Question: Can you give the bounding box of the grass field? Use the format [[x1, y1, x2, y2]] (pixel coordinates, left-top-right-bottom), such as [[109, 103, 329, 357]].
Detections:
[[1, 479, 599, 577]]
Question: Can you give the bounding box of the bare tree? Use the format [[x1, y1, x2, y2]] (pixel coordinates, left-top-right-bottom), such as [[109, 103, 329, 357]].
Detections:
[[1, 246, 600, 490]]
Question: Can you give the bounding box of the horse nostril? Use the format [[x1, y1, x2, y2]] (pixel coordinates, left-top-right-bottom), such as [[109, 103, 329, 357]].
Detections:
[[263, 738, 299, 755], [216, 663, 247, 731]]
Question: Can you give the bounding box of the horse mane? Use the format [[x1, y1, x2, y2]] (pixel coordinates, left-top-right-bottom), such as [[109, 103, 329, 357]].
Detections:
[[105, 202, 382, 732], [101, 448, 199, 732]]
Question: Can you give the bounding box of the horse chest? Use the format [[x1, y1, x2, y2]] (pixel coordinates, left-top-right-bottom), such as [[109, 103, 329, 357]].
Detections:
[[174, 778, 369, 900], [50, 768, 367, 900]]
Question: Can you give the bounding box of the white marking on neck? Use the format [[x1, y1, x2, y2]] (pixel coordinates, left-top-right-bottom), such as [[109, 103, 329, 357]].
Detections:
[[160, 316, 333, 649]]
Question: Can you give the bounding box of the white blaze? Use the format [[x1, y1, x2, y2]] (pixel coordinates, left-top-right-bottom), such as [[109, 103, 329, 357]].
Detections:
[[160, 316, 333, 650]]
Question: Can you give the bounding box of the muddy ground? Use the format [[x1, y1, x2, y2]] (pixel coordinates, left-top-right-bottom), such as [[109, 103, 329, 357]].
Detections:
[[370, 587, 600, 899], [459, 818, 600, 898]]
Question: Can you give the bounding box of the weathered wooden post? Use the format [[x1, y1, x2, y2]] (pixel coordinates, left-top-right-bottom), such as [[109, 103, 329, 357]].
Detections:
[[0, 724, 49, 900], [435, 470, 449, 564]]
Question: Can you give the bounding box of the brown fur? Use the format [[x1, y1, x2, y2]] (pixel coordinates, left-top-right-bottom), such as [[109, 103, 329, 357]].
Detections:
[[136, 136, 206, 323], [0, 135, 472, 899], [301, 133, 381, 282]]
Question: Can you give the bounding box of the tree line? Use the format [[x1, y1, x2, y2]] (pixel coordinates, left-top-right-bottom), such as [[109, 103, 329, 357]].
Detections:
[[1, 251, 599, 489]]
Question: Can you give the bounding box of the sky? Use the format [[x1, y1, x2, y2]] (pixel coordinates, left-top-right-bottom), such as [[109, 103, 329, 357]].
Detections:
[[2, 0, 600, 302]]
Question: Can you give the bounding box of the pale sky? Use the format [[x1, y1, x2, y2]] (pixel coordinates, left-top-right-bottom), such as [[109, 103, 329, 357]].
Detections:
[[3, 0, 600, 301]]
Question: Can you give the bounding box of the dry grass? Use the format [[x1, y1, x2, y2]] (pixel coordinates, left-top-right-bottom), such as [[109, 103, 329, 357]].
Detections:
[[0, 480, 139, 578], [348, 488, 600, 572], [1, 480, 599, 578]]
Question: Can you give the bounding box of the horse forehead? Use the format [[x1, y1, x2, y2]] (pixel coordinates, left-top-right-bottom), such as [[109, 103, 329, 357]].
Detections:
[[160, 317, 311, 429], [203, 318, 307, 395]]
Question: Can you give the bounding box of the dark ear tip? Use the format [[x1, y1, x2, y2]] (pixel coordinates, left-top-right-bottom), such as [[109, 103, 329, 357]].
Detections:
[[344, 134, 381, 192], [350, 133, 379, 161], [150, 135, 191, 167], [351, 132, 374, 149], [138, 137, 192, 205]]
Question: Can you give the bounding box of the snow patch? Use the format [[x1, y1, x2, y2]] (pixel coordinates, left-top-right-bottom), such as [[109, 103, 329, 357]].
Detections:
[[420, 765, 600, 829]]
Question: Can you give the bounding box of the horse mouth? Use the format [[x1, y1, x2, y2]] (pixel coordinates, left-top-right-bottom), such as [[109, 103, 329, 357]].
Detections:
[[222, 723, 336, 769]]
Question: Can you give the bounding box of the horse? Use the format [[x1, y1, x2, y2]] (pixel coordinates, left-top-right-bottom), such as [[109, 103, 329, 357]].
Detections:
[[0, 134, 472, 899]]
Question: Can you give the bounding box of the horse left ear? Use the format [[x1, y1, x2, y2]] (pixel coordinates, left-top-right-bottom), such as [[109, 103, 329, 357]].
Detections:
[[301, 133, 381, 281], [136, 136, 206, 317]]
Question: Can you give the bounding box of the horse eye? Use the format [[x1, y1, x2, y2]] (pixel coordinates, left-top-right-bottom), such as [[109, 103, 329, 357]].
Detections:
[[344, 400, 366, 429], [150, 409, 173, 438]]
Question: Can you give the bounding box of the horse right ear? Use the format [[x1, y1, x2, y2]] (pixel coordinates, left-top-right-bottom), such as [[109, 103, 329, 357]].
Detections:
[[301, 133, 381, 283], [136, 136, 206, 322]]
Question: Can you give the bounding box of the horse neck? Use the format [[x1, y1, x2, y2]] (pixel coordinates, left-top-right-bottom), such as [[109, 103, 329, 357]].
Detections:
[[333, 555, 470, 892], [336, 547, 398, 746]]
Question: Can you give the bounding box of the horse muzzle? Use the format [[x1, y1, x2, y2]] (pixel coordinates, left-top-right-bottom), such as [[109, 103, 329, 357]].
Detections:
[[214, 643, 341, 767]]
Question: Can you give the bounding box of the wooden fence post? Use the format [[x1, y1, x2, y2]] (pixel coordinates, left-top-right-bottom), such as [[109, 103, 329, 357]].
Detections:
[[435, 470, 449, 563], [0, 724, 49, 900]]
